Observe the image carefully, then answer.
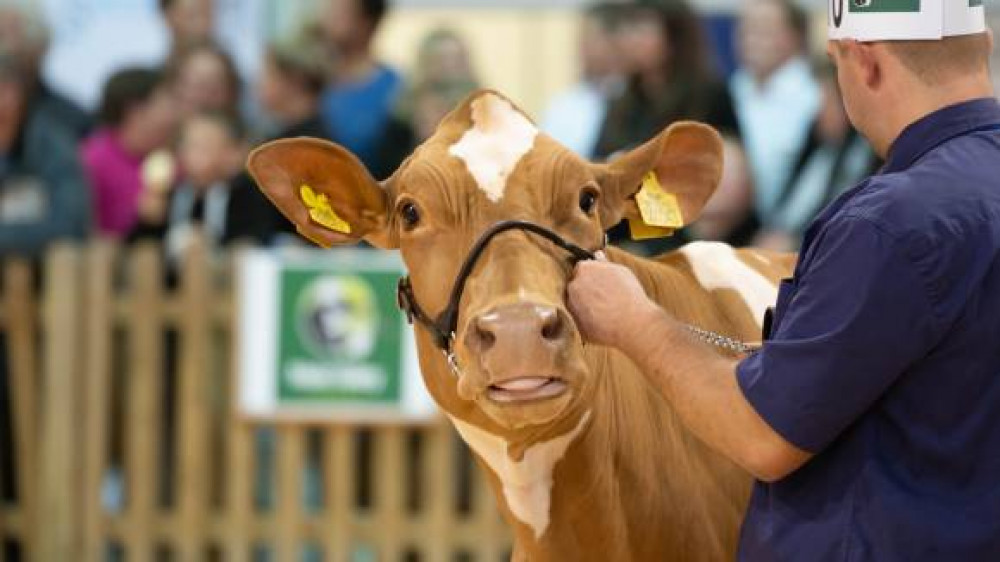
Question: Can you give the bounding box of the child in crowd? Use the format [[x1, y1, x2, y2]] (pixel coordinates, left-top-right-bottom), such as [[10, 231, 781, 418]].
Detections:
[[256, 33, 331, 140], [130, 111, 283, 260], [81, 68, 178, 238]]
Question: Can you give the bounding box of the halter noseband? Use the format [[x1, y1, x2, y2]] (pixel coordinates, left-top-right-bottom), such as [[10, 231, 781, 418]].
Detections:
[[396, 220, 599, 374]]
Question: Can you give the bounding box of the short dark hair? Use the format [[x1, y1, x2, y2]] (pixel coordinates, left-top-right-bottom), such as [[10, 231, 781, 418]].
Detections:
[[358, 0, 390, 29], [98, 67, 164, 127], [889, 33, 992, 85], [267, 34, 329, 97]]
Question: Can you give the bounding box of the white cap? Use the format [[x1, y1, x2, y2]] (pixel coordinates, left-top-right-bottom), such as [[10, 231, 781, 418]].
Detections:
[[829, 0, 986, 42]]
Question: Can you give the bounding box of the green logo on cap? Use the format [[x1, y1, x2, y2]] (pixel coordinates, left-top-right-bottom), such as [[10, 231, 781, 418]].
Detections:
[[849, 0, 920, 13]]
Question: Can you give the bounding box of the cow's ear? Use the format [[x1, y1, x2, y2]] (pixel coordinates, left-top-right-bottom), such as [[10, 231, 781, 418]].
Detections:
[[248, 138, 396, 249], [597, 121, 723, 230]]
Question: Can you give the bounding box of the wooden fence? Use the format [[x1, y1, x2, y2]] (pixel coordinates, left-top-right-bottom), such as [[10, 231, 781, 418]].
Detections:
[[0, 241, 510, 561]]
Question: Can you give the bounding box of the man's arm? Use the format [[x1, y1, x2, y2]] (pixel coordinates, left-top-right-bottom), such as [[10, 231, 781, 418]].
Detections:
[[568, 253, 811, 482]]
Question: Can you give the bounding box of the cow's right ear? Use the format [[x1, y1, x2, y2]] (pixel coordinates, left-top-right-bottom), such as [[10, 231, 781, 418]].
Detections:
[[247, 137, 396, 249]]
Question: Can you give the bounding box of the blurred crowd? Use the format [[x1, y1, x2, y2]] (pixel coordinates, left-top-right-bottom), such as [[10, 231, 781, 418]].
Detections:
[[0, 0, 998, 262]]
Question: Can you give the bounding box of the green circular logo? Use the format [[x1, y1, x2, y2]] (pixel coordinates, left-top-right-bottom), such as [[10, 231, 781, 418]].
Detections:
[[296, 275, 379, 361]]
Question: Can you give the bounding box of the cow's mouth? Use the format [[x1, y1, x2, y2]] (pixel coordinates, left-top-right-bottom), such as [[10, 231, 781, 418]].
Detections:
[[486, 376, 568, 404]]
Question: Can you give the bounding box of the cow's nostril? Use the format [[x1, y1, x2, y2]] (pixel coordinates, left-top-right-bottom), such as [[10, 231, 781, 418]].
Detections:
[[540, 309, 565, 342], [471, 318, 497, 353]]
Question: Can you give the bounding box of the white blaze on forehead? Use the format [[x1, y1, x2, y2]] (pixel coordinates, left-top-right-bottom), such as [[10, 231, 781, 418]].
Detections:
[[447, 411, 591, 540], [680, 242, 778, 327], [448, 94, 539, 203]]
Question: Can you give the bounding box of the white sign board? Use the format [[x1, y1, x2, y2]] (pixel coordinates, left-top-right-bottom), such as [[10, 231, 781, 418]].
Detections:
[[238, 248, 437, 423]]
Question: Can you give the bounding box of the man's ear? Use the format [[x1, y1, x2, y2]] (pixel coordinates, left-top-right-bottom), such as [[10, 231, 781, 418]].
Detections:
[[247, 138, 396, 249], [596, 121, 724, 229]]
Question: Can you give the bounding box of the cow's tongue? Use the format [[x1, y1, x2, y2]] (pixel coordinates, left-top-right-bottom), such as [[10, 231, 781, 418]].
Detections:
[[492, 377, 551, 392], [488, 377, 566, 403]]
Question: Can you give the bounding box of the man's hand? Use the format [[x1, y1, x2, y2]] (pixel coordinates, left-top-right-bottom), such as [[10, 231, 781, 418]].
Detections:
[[567, 252, 658, 350]]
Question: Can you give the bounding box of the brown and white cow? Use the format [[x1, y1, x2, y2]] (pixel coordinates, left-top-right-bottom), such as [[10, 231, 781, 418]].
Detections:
[[248, 90, 794, 561]]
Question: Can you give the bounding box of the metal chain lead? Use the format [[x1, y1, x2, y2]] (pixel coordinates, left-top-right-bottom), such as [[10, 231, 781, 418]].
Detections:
[[684, 325, 761, 355]]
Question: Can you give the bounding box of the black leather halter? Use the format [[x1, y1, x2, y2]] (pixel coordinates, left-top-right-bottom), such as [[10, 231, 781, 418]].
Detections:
[[396, 220, 599, 372]]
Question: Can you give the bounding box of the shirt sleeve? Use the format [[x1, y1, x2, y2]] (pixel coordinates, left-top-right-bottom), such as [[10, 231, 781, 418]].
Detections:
[[736, 215, 942, 453]]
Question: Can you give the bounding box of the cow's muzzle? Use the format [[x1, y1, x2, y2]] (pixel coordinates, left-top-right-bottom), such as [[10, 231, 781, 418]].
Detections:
[[396, 220, 602, 376]]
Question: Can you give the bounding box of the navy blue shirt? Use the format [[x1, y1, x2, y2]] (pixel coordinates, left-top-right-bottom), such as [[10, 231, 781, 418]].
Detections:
[[736, 98, 1000, 561]]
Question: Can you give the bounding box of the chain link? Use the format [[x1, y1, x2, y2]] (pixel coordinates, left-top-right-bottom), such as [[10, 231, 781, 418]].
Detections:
[[684, 325, 761, 355]]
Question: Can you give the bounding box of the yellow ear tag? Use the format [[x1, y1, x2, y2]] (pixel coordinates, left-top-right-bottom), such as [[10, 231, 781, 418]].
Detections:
[[299, 185, 351, 234], [628, 172, 684, 240]]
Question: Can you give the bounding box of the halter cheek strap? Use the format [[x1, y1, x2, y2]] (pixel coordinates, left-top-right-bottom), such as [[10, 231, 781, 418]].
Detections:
[[396, 220, 600, 373]]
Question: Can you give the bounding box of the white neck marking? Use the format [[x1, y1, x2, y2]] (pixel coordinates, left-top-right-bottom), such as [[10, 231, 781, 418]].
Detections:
[[447, 411, 592, 540]]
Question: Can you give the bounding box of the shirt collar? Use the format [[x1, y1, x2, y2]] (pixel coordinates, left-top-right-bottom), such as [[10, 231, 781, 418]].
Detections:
[[883, 97, 1000, 174]]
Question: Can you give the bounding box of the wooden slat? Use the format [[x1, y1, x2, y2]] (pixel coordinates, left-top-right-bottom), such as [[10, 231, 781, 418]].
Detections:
[[425, 423, 457, 561], [81, 242, 115, 562], [2, 259, 36, 557], [274, 426, 305, 561], [225, 248, 254, 561], [38, 245, 83, 560], [376, 426, 405, 560], [124, 245, 164, 562], [175, 239, 211, 561], [324, 426, 354, 562], [474, 448, 507, 562]]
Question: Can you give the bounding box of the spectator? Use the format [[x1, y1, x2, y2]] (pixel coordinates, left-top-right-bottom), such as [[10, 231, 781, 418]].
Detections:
[[0, 1, 93, 139], [754, 60, 878, 251], [542, 3, 625, 159], [729, 0, 820, 228], [167, 40, 243, 121], [319, 0, 403, 173], [130, 111, 284, 260], [256, 33, 333, 141], [593, 0, 750, 255], [378, 28, 480, 178], [81, 68, 179, 239], [159, 0, 215, 58], [594, 0, 741, 159], [0, 52, 89, 258]]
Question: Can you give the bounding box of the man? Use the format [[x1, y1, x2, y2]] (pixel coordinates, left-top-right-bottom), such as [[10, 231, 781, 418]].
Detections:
[[568, 2, 1000, 560], [0, 52, 89, 257], [730, 0, 820, 228], [319, 0, 402, 178]]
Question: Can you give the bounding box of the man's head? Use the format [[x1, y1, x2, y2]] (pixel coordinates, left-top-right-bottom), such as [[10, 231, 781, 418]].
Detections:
[[737, 0, 808, 83], [321, 0, 390, 53], [827, 32, 994, 156], [247, 90, 724, 435], [0, 2, 49, 75]]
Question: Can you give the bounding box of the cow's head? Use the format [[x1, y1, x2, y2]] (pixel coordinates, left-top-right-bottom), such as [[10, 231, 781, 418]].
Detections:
[[249, 90, 722, 440]]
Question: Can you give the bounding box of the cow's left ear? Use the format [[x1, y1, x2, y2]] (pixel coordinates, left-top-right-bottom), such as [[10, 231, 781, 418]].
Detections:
[[597, 121, 724, 230], [248, 137, 397, 249]]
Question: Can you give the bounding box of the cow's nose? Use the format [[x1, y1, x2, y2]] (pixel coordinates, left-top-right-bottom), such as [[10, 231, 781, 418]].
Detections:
[[466, 302, 569, 356]]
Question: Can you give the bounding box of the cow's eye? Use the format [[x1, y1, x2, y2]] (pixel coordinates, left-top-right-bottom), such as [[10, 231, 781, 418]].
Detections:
[[579, 189, 599, 215], [399, 202, 421, 229]]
